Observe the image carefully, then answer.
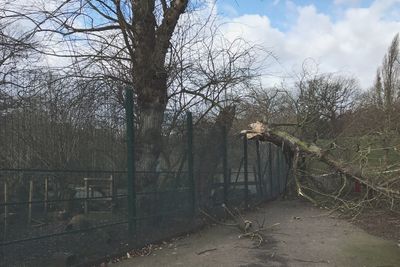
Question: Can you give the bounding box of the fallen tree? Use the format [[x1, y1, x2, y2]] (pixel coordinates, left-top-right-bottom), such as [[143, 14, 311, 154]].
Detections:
[[240, 122, 400, 213]]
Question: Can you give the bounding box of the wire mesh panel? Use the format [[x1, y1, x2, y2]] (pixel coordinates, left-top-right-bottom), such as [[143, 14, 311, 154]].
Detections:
[[1, 170, 129, 266], [192, 117, 224, 208], [256, 142, 290, 201], [0, 86, 129, 266], [0, 87, 290, 266], [133, 111, 196, 245]]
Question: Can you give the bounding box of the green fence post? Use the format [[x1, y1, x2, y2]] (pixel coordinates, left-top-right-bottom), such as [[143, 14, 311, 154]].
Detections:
[[222, 125, 228, 204], [243, 136, 249, 208], [186, 111, 195, 215], [268, 142, 273, 199], [125, 88, 136, 236], [275, 148, 282, 197], [256, 140, 263, 198]]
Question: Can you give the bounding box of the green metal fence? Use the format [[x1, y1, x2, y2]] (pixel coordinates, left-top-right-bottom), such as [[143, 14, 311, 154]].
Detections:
[[0, 88, 289, 266]]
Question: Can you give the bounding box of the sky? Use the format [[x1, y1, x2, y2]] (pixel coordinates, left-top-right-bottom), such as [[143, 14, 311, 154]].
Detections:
[[214, 0, 400, 89], [6, 0, 400, 90]]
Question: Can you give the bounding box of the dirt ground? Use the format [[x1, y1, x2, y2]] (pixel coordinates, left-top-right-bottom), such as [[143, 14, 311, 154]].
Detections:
[[112, 200, 400, 267], [354, 208, 400, 242]]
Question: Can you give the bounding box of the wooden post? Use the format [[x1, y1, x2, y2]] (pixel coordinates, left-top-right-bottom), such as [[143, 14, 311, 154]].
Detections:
[[44, 177, 48, 214], [110, 175, 115, 213], [4, 182, 8, 236], [28, 180, 33, 224], [84, 178, 89, 214]]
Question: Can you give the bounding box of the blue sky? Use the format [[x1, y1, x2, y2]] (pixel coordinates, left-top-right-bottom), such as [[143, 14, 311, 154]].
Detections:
[[217, 0, 375, 31], [213, 0, 400, 89]]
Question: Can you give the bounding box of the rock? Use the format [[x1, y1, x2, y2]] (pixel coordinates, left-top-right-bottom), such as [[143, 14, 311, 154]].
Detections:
[[65, 214, 92, 231], [48, 252, 77, 267]]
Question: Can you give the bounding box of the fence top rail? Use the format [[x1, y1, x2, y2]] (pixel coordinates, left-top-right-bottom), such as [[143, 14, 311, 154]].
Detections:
[[0, 168, 189, 175], [0, 168, 127, 174], [83, 177, 113, 181]]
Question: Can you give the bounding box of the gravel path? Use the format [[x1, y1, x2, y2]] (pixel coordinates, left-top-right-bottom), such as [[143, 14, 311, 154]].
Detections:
[[113, 200, 400, 267]]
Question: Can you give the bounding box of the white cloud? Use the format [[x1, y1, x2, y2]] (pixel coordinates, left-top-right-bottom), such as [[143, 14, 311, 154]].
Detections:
[[334, 0, 362, 5], [218, 0, 400, 89]]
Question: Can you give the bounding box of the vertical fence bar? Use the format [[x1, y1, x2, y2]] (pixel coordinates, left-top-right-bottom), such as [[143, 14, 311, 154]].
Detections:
[[4, 182, 8, 236], [44, 177, 48, 214], [275, 148, 282, 197], [186, 111, 195, 215], [252, 165, 259, 197], [28, 180, 33, 224], [268, 143, 273, 199], [125, 88, 136, 235], [243, 136, 249, 208], [222, 125, 228, 204], [84, 178, 89, 214], [271, 145, 277, 198], [256, 140, 263, 198], [110, 175, 115, 213]]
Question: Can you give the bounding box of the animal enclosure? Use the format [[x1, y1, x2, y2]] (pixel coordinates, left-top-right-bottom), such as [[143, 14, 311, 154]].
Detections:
[[0, 89, 289, 266]]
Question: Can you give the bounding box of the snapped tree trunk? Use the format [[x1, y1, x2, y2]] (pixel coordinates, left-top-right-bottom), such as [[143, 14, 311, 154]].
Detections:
[[195, 106, 236, 206], [241, 122, 400, 199]]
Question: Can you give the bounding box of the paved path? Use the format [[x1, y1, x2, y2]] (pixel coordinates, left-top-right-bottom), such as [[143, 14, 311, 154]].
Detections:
[[113, 200, 400, 267]]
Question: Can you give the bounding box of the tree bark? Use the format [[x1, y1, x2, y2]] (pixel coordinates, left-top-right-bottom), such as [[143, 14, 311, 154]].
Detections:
[[136, 104, 165, 190], [130, 0, 188, 189]]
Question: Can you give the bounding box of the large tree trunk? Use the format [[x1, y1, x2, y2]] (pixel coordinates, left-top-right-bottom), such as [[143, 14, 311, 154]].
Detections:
[[136, 104, 165, 190], [131, 0, 188, 190], [134, 64, 167, 190]]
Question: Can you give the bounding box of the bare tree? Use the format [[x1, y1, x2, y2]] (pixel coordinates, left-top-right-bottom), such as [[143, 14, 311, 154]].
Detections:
[[296, 73, 359, 140], [1, 1, 268, 195], [381, 33, 399, 113], [2, 0, 193, 189], [374, 68, 384, 109], [0, 19, 40, 97], [372, 33, 400, 164]]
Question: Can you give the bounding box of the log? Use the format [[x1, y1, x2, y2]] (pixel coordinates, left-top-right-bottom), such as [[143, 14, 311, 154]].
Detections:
[[241, 122, 400, 198]]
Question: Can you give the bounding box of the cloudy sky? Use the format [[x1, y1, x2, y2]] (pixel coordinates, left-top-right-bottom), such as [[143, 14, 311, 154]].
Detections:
[[214, 0, 400, 89]]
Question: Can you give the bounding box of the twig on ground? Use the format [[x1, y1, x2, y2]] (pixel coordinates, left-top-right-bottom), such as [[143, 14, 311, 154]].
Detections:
[[292, 258, 330, 264], [199, 209, 238, 227], [196, 248, 217, 255]]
